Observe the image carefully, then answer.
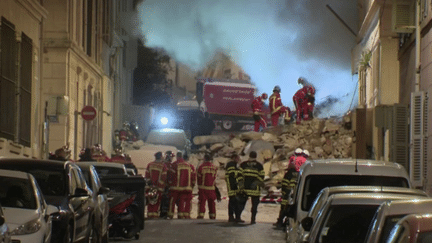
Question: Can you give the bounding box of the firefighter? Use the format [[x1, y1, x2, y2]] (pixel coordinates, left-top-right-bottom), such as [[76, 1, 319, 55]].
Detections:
[[293, 77, 316, 124], [238, 151, 265, 224], [160, 150, 175, 218], [274, 148, 303, 228], [183, 154, 195, 219], [283, 106, 293, 124], [269, 85, 287, 126], [197, 153, 218, 219], [275, 159, 300, 230], [225, 152, 245, 223], [168, 152, 196, 219], [251, 93, 268, 132], [145, 152, 168, 219]]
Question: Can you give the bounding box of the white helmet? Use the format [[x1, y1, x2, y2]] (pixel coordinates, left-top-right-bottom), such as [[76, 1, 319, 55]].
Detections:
[[295, 148, 303, 155], [303, 150, 310, 157]]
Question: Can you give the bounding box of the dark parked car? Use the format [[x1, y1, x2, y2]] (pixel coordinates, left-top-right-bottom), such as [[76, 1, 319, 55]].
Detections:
[[0, 158, 96, 243], [77, 163, 110, 243]]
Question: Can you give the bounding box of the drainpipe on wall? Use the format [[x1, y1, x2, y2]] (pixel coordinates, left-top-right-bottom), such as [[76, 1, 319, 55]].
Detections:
[[415, 0, 421, 92]]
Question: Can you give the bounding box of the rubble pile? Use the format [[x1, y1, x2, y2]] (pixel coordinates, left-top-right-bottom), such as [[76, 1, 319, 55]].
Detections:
[[189, 117, 355, 190]]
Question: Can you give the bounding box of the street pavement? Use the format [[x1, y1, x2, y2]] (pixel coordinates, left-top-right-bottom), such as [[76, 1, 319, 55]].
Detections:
[[113, 219, 287, 243]]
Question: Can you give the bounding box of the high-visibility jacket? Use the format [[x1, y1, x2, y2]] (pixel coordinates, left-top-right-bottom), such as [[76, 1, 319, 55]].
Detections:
[[239, 160, 265, 196], [168, 161, 196, 192], [251, 96, 265, 114], [281, 164, 299, 205], [269, 92, 283, 114], [225, 161, 243, 197], [197, 161, 218, 190], [145, 160, 168, 192]]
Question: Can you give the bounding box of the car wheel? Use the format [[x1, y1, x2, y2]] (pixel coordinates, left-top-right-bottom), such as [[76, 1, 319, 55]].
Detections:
[[222, 120, 233, 131]]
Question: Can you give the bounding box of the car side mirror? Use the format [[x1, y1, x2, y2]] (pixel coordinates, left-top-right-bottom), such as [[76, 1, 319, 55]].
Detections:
[[301, 217, 313, 232], [46, 205, 59, 215], [0, 216, 4, 226], [98, 186, 110, 195], [72, 188, 89, 197]]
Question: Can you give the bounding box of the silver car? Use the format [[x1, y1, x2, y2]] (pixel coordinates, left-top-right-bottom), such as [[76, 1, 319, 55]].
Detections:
[[303, 193, 428, 243], [288, 186, 428, 243]]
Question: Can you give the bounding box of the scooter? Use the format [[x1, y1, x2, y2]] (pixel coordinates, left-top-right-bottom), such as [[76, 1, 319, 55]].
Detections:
[[108, 192, 141, 240]]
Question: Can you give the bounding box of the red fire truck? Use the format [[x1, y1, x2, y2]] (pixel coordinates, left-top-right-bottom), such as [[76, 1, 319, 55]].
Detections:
[[177, 77, 270, 132]]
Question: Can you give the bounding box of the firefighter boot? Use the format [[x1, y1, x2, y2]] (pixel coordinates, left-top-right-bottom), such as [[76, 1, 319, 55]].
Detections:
[[251, 214, 256, 224]]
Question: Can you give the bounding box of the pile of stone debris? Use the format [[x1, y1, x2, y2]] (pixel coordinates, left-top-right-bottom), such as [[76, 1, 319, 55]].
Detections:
[[188, 117, 355, 192]]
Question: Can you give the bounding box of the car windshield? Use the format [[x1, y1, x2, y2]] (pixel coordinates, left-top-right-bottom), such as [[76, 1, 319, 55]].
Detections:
[[379, 214, 408, 242], [145, 130, 186, 150], [0, 176, 37, 209], [93, 166, 125, 177], [317, 204, 379, 243], [301, 175, 409, 211]]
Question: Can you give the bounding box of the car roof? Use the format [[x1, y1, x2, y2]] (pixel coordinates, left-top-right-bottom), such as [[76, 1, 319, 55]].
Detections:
[[301, 159, 409, 177], [0, 157, 69, 170], [378, 198, 432, 215], [322, 186, 427, 197], [327, 193, 426, 206], [0, 169, 30, 179], [149, 128, 186, 134]]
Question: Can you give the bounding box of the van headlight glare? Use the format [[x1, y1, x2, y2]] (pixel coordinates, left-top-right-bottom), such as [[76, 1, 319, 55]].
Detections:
[[12, 218, 42, 235]]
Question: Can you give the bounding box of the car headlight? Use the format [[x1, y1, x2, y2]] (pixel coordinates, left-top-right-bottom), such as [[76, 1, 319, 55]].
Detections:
[[11, 218, 42, 235]]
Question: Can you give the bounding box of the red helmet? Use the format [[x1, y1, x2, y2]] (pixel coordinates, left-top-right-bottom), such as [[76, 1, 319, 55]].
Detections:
[[261, 93, 268, 100]]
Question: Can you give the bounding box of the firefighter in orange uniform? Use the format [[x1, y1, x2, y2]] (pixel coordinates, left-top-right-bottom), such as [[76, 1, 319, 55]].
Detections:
[[145, 152, 168, 219], [251, 93, 268, 132], [269, 85, 287, 126], [168, 152, 196, 219], [197, 154, 218, 219], [293, 77, 316, 124]]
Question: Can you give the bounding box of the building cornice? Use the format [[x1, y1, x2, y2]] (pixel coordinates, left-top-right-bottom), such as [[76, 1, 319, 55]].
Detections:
[[357, 0, 385, 44], [16, 0, 48, 21]]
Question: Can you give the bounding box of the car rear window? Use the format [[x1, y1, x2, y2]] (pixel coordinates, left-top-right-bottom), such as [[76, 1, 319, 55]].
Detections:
[[318, 204, 379, 243], [93, 166, 126, 177], [379, 214, 408, 242], [301, 175, 409, 211]]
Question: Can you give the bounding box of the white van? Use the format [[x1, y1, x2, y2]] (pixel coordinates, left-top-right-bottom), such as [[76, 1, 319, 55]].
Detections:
[[287, 159, 412, 238]]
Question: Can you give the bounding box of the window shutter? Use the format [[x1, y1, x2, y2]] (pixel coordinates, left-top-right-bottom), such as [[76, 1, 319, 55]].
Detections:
[[392, 0, 416, 33], [391, 104, 409, 170], [410, 92, 426, 187]]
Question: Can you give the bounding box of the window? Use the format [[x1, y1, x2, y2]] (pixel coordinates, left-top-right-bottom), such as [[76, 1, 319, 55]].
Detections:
[[0, 17, 17, 141], [0, 18, 33, 147], [102, 0, 111, 45], [86, 0, 93, 56]]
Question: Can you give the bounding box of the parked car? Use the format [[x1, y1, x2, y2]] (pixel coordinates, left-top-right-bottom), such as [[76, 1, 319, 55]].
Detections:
[[287, 159, 411, 240], [365, 198, 432, 243], [386, 214, 432, 243], [0, 158, 96, 243], [0, 204, 11, 243], [287, 186, 428, 243], [76, 163, 110, 243], [303, 193, 425, 243], [0, 169, 58, 243], [125, 128, 191, 175], [78, 162, 128, 179]]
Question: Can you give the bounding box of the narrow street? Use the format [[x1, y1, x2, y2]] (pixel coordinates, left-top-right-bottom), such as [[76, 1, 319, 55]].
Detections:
[[113, 219, 286, 243]]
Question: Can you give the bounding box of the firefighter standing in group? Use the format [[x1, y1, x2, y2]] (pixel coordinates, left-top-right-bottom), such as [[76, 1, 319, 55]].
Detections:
[[197, 154, 218, 219], [269, 86, 288, 126], [167, 152, 196, 219], [225, 152, 245, 223], [274, 148, 303, 228], [160, 151, 175, 218], [238, 151, 265, 224], [293, 77, 316, 124], [251, 93, 268, 132], [145, 152, 168, 219]]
